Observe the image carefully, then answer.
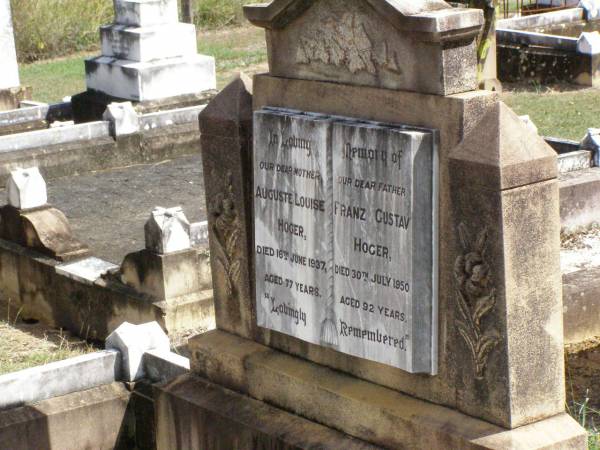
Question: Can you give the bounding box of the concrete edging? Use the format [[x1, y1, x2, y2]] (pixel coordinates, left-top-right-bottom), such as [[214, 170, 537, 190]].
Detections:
[[0, 350, 119, 410]]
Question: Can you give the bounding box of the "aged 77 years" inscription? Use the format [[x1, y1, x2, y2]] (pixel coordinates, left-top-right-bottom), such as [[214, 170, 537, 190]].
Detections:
[[254, 108, 438, 374]]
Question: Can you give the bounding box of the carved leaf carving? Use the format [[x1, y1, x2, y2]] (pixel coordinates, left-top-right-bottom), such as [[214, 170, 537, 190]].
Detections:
[[295, 11, 403, 77], [210, 171, 244, 299], [454, 223, 499, 380]]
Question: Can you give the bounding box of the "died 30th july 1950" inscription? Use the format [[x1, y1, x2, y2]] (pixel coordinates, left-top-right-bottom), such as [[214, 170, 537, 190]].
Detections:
[[254, 108, 438, 374]]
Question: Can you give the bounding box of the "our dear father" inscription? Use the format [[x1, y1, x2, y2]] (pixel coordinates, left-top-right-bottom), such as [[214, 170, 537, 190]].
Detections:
[[254, 108, 438, 374]]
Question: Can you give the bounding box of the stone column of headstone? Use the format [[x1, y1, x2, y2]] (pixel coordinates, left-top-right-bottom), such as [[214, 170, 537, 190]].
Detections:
[[0, 0, 30, 111], [198, 74, 256, 339], [120, 207, 208, 304], [449, 101, 565, 427], [156, 1, 587, 448], [0, 167, 89, 261], [72, 0, 216, 122]]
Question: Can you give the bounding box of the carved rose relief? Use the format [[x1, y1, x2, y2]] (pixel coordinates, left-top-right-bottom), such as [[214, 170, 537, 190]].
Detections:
[[209, 171, 243, 298], [296, 12, 401, 76], [454, 223, 499, 380]]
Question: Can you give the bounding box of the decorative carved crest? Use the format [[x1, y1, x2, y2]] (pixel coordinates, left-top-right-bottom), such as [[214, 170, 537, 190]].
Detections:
[[209, 171, 243, 298], [454, 223, 499, 380], [296, 12, 401, 76]]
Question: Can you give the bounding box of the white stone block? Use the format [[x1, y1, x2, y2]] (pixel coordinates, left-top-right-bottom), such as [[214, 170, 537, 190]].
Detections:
[[518, 115, 539, 135], [113, 0, 178, 27], [103, 101, 140, 136], [577, 31, 600, 54], [105, 321, 170, 381], [0, 0, 20, 90], [56, 257, 119, 284], [7, 167, 48, 210], [85, 54, 216, 101], [100, 23, 197, 62], [579, 0, 600, 20], [145, 206, 191, 254]]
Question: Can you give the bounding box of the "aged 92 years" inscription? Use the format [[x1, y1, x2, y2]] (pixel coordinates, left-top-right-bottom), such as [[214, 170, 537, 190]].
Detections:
[[254, 108, 438, 374]]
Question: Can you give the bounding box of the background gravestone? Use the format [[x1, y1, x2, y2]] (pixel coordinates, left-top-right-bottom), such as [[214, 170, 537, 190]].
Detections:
[[157, 0, 587, 448], [0, 0, 30, 111]]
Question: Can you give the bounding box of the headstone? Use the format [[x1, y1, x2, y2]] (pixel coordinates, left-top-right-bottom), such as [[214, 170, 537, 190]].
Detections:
[[156, 0, 587, 448], [103, 102, 140, 137], [0, 0, 20, 91], [85, 0, 216, 101], [144, 206, 191, 254], [7, 167, 47, 210]]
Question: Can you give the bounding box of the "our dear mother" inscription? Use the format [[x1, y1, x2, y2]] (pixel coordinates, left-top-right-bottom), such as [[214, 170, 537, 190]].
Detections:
[[254, 108, 438, 374]]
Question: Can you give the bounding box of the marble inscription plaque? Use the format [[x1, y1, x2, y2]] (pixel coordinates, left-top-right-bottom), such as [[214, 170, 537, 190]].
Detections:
[[254, 109, 438, 374], [254, 109, 333, 344], [332, 121, 437, 373]]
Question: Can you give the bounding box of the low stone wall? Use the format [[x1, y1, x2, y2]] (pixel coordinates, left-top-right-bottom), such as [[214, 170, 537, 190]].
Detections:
[[0, 103, 206, 185], [498, 44, 597, 86], [0, 239, 214, 340], [0, 323, 191, 450]]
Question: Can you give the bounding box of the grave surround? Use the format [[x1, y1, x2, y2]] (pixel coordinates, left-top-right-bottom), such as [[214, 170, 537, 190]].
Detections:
[[157, 0, 588, 448]]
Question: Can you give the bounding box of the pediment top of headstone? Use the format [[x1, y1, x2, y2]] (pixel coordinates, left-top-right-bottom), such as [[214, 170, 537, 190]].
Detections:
[[450, 101, 558, 190], [199, 72, 254, 135], [244, 0, 483, 39]]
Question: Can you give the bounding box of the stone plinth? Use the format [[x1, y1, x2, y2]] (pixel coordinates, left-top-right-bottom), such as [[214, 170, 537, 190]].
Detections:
[[85, 54, 215, 102], [83, 0, 215, 102], [100, 23, 197, 62], [120, 248, 202, 302], [114, 0, 178, 27]]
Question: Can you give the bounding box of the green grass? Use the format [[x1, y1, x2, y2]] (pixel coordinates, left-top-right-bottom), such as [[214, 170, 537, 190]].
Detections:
[[19, 27, 267, 103], [0, 344, 91, 375], [501, 88, 600, 141], [568, 395, 600, 449], [20, 56, 87, 104]]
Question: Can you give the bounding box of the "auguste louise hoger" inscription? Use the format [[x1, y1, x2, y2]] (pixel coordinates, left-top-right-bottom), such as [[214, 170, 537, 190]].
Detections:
[[254, 108, 438, 374]]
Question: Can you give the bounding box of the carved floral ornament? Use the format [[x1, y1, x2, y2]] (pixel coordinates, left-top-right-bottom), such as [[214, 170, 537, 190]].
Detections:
[[209, 171, 243, 298], [296, 12, 401, 76], [454, 223, 499, 380]]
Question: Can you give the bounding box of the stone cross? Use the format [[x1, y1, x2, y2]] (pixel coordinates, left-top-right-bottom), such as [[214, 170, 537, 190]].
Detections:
[[7, 167, 48, 210], [144, 206, 191, 254]]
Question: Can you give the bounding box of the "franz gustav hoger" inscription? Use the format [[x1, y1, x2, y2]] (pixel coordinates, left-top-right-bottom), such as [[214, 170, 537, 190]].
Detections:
[[254, 108, 438, 374]]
